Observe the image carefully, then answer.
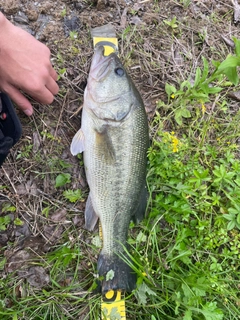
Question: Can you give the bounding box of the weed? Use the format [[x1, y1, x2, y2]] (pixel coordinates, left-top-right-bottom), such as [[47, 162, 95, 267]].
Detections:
[[16, 142, 33, 160], [63, 189, 83, 203], [163, 17, 178, 30], [129, 41, 240, 318], [55, 173, 71, 188], [0, 215, 11, 231]]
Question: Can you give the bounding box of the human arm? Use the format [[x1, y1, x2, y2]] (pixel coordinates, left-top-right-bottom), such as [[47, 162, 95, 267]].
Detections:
[[0, 12, 59, 116]]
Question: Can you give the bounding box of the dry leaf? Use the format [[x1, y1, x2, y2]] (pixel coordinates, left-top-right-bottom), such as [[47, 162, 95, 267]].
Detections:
[[50, 209, 67, 222]]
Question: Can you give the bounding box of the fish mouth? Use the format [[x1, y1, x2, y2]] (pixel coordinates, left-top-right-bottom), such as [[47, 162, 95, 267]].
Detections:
[[90, 45, 115, 81]]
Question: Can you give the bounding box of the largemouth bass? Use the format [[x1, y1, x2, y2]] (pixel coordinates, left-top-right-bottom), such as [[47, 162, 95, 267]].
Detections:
[[71, 46, 149, 293]]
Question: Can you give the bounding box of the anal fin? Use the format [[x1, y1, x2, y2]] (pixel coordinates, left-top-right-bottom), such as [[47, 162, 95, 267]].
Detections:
[[85, 193, 99, 231], [132, 184, 148, 223]]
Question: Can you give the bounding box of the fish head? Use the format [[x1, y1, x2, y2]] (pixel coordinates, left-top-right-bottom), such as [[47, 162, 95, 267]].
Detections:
[[85, 46, 134, 121]]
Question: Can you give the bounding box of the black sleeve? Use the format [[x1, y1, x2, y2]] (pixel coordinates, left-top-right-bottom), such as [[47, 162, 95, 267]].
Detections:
[[0, 93, 22, 167]]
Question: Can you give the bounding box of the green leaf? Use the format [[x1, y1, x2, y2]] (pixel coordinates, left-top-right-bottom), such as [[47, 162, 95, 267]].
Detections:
[[12, 313, 18, 320], [63, 189, 82, 202], [206, 86, 223, 94], [201, 57, 209, 82], [181, 283, 193, 298], [55, 173, 71, 188], [0, 215, 11, 231], [180, 80, 191, 91], [2, 203, 16, 213], [212, 59, 221, 68], [227, 220, 236, 230], [136, 231, 147, 243], [228, 207, 239, 215], [106, 269, 115, 281], [181, 108, 191, 118], [223, 213, 235, 221], [237, 213, 240, 224], [183, 310, 193, 320], [91, 235, 102, 248], [218, 56, 240, 70], [222, 67, 238, 85], [165, 83, 176, 97], [135, 282, 157, 305], [200, 302, 224, 320], [233, 37, 240, 56], [217, 56, 240, 85], [194, 67, 201, 87], [14, 218, 24, 226], [174, 109, 183, 125]]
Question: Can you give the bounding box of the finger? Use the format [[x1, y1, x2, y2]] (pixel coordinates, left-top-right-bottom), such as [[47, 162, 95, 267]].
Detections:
[[50, 67, 58, 81], [6, 85, 33, 116], [29, 87, 54, 105], [45, 76, 59, 96]]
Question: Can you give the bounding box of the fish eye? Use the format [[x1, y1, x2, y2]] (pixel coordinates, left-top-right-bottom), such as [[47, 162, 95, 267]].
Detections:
[[114, 67, 124, 77]]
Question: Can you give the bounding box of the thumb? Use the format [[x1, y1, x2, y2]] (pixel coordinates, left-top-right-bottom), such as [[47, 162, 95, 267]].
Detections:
[[5, 85, 33, 116]]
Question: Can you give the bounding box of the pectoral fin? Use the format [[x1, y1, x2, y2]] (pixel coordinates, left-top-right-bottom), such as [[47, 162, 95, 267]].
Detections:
[[70, 128, 85, 156], [85, 193, 99, 231], [95, 127, 115, 163]]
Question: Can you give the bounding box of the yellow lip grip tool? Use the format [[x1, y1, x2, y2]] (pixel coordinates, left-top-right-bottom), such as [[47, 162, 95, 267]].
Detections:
[[91, 24, 126, 320], [91, 24, 118, 56]]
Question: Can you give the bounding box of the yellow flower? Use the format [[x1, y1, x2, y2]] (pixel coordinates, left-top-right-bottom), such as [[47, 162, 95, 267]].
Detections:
[[171, 94, 175, 99], [171, 135, 180, 152], [163, 131, 181, 152], [201, 103, 206, 115]]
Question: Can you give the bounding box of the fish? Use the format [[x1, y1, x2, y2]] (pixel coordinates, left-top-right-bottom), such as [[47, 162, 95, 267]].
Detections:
[[70, 45, 149, 293]]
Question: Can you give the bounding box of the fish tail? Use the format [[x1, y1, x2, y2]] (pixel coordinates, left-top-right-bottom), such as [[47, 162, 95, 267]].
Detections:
[[97, 252, 136, 293]]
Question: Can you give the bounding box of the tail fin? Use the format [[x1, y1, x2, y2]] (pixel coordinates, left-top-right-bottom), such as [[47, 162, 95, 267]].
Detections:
[[97, 252, 136, 293]]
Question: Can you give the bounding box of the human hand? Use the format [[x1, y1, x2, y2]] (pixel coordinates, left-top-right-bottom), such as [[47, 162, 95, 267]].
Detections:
[[0, 13, 59, 116]]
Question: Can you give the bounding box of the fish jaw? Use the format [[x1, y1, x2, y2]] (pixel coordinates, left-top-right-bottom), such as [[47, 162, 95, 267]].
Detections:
[[85, 45, 132, 119], [89, 47, 113, 82]]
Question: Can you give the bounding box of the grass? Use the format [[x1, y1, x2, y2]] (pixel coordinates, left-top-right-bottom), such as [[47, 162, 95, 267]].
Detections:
[[0, 1, 240, 319]]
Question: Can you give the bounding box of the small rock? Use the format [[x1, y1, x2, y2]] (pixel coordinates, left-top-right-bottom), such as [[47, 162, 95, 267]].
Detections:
[[13, 11, 29, 24], [63, 16, 81, 37], [6, 250, 31, 273], [26, 8, 39, 21], [26, 266, 50, 288], [32, 131, 41, 153], [228, 90, 240, 101], [130, 16, 144, 26], [0, 232, 8, 245], [96, 0, 106, 10], [14, 223, 31, 238], [2, 0, 20, 15]]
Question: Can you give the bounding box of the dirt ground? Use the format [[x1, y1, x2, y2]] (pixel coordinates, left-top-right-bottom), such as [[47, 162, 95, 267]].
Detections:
[[0, 0, 239, 316]]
